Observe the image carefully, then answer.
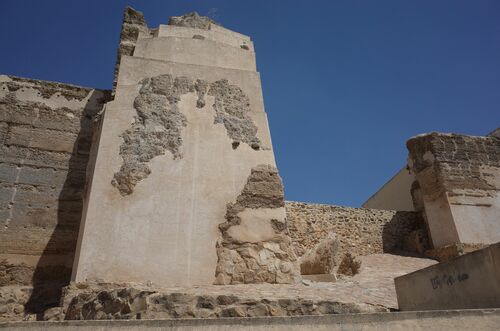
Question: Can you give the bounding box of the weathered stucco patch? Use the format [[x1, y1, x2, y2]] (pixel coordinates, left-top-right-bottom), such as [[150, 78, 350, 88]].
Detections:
[[215, 165, 300, 284], [112, 74, 191, 195], [112, 75, 261, 195], [208, 79, 261, 150]]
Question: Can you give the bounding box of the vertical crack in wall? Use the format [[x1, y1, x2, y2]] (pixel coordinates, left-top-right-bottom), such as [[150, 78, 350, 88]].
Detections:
[[112, 75, 261, 196], [215, 164, 300, 284]]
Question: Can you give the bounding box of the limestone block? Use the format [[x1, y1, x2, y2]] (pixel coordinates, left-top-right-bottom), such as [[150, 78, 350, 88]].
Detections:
[[0, 145, 89, 171], [6, 126, 78, 153], [299, 234, 338, 275], [0, 122, 8, 143], [337, 253, 361, 276]]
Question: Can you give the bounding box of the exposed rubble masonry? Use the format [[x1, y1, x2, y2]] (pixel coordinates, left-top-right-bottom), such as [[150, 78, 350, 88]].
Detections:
[[168, 12, 217, 30], [215, 164, 300, 284], [112, 74, 261, 196]]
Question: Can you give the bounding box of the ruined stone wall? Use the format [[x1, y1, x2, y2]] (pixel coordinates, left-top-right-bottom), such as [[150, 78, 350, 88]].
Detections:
[[285, 201, 427, 268], [407, 133, 500, 248], [72, 10, 300, 287], [112, 7, 151, 95], [0, 75, 110, 286]]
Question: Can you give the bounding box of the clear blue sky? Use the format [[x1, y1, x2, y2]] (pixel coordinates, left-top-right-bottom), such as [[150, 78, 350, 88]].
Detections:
[[1, 1, 499, 207]]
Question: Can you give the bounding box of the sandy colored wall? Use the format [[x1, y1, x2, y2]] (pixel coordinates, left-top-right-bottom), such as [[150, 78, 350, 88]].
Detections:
[[112, 7, 151, 95], [285, 201, 426, 262], [362, 167, 415, 211], [0, 75, 109, 286], [72, 11, 299, 287], [407, 133, 500, 248]]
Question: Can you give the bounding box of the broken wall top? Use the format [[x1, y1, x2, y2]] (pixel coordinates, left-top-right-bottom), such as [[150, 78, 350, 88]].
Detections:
[[407, 132, 500, 193]]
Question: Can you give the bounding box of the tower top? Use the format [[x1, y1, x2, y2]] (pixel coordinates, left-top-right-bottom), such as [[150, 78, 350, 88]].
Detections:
[[168, 12, 219, 30]]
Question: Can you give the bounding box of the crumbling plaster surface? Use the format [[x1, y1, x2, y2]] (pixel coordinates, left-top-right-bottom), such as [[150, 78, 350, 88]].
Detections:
[[112, 74, 261, 196], [73, 57, 281, 286], [407, 133, 500, 247]]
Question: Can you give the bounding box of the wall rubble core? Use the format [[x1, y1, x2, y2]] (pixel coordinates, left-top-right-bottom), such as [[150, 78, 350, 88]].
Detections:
[[113, 74, 261, 196], [215, 165, 299, 284]]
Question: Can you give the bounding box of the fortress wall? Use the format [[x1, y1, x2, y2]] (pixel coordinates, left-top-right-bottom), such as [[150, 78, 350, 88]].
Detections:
[[285, 201, 427, 262], [71, 10, 301, 287], [0, 71, 427, 288], [407, 133, 500, 248], [0, 75, 109, 286]]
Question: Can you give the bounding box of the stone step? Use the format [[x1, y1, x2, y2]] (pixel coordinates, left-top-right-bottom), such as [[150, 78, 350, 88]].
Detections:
[[1, 309, 499, 331]]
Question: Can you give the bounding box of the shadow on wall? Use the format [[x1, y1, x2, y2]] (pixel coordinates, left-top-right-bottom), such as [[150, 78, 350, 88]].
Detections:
[[382, 211, 429, 257], [24, 91, 107, 318]]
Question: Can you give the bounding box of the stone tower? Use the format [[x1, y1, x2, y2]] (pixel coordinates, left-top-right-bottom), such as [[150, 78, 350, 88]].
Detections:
[[71, 9, 300, 286]]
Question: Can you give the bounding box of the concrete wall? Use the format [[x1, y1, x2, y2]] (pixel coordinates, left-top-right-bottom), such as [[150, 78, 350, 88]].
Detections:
[[395, 243, 500, 311], [2, 309, 500, 331], [362, 167, 415, 211], [285, 201, 427, 263], [407, 133, 500, 248], [0, 75, 109, 286]]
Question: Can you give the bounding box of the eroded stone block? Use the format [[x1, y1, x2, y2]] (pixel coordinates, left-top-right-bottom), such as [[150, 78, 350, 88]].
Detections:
[[407, 133, 500, 248]]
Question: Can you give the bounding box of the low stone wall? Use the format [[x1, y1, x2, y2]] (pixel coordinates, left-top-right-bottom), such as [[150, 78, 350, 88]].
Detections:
[[0, 75, 109, 289], [285, 201, 427, 266], [2, 309, 500, 331]]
